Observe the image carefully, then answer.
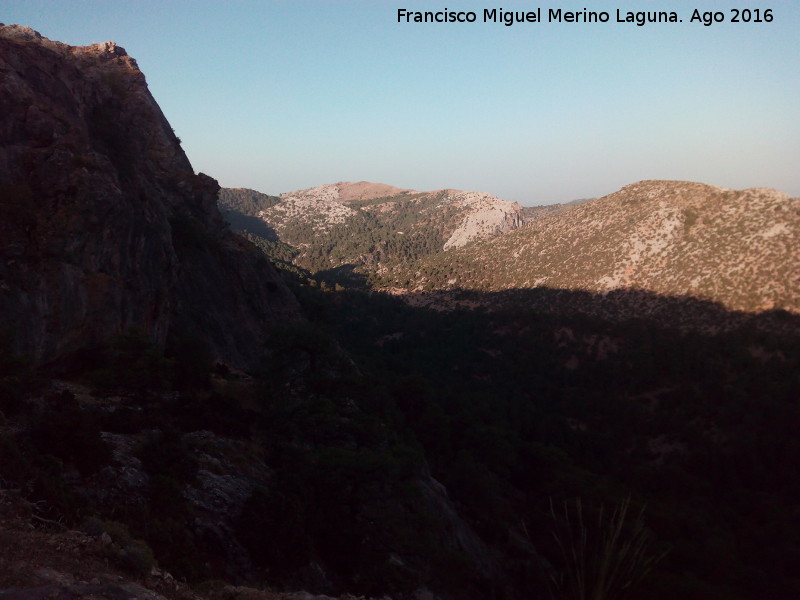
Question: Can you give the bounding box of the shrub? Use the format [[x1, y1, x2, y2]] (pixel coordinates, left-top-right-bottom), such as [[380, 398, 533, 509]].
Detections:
[[547, 497, 667, 600], [137, 429, 196, 484], [169, 334, 213, 391], [0, 332, 39, 417], [237, 484, 313, 572], [27, 456, 91, 522], [88, 330, 173, 395], [0, 433, 32, 483], [683, 208, 699, 234], [28, 391, 112, 476], [82, 518, 157, 576]]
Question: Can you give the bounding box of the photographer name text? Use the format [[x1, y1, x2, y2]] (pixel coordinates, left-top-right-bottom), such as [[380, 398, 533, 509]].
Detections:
[[396, 8, 776, 27]]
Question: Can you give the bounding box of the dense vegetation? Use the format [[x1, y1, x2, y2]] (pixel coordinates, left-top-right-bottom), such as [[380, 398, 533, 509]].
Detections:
[[216, 193, 800, 597], [2, 233, 798, 599], [218, 188, 463, 281], [296, 283, 800, 599]]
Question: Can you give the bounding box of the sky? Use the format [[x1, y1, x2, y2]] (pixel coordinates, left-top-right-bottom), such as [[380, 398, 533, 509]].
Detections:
[[3, 1, 799, 205]]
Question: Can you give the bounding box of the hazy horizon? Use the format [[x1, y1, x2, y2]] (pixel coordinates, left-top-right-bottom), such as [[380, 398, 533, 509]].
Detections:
[[3, 1, 799, 205]]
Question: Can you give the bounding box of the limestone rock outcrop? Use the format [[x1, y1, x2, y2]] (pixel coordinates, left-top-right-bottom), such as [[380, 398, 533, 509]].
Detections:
[[441, 190, 523, 249], [0, 25, 301, 369]]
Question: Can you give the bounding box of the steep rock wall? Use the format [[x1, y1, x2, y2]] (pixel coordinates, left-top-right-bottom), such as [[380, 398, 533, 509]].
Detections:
[[0, 25, 301, 369]]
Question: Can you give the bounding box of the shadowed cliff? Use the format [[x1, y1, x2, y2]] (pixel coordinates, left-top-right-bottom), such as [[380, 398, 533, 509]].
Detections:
[[0, 25, 302, 369]]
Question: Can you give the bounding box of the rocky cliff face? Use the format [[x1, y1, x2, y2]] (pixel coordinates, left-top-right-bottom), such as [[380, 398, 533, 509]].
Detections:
[[0, 25, 301, 368], [441, 190, 523, 249]]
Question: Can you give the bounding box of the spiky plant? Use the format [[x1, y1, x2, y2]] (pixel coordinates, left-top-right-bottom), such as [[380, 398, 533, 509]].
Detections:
[[548, 496, 666, 600]]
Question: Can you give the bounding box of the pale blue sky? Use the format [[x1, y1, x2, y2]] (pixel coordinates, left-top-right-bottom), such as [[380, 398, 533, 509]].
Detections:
[[3, 1, 799, 204]]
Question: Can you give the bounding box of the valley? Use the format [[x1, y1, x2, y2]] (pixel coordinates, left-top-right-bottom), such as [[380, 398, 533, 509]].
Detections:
[[2, 24, 799, 600], [220, 179, 798, 332]]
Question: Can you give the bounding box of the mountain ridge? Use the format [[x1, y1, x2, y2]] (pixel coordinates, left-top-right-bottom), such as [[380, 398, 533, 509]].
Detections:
[[218, 181, 524, 276], [378, 179, 799, 319], [219, 177, 797, 330], [274, 181, 524, 248]]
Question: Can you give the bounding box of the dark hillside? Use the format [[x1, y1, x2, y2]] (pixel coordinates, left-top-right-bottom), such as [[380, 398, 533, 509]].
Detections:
[[306, 284, 800, 599], [4, 281, 798, 599]]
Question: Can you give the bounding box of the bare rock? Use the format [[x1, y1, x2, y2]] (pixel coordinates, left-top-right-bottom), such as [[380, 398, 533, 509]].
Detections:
[[0, 24, 303, 370], [442, 191, 523, 249], [0, 583, 167, 600], [29, 570, 74, 587]]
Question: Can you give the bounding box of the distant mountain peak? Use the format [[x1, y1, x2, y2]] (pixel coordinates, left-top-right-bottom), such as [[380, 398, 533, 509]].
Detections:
[[278, 181, 421, 205], [613, 179, 790, 202], [336, 181, 418, 202]]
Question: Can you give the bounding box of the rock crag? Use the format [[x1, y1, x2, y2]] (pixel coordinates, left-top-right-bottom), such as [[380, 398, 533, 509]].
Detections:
[[0, 25, 301, 369], [441, 190, 523, 249]]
